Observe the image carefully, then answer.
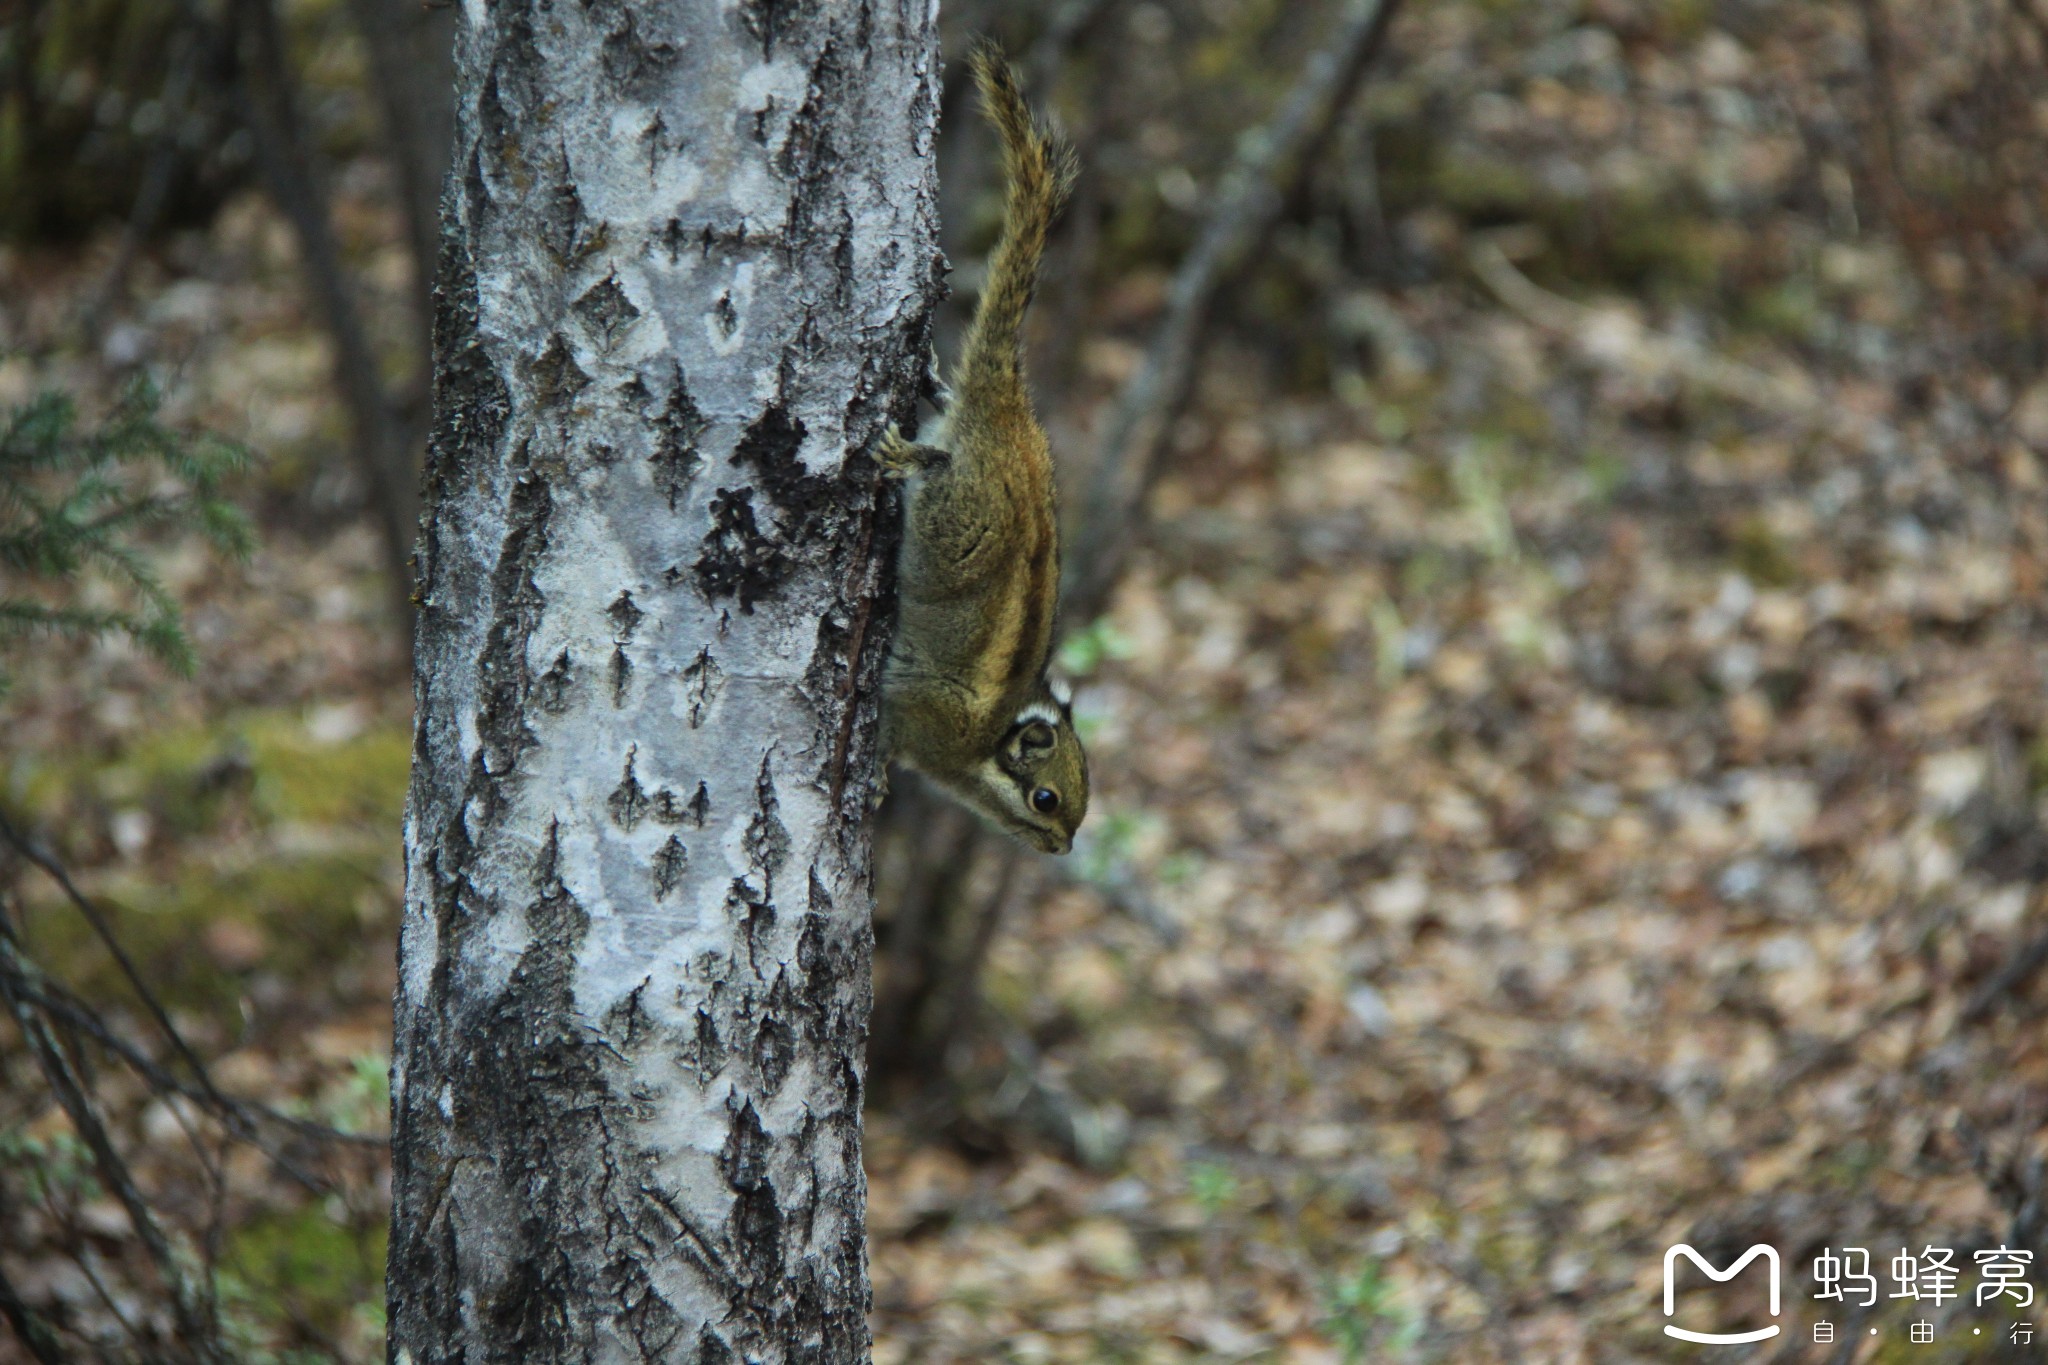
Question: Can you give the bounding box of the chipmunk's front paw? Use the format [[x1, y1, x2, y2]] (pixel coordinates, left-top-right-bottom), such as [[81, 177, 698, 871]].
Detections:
[[877, 425, 918, 480], [876, 426, 947, 481]]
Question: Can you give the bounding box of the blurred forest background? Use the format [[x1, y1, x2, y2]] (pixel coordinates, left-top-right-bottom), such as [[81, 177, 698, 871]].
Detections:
[[6, 0, 2048, 1359]]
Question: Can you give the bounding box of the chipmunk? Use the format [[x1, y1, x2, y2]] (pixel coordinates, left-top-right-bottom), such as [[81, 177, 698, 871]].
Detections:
[[878, 43, 1088, 855]]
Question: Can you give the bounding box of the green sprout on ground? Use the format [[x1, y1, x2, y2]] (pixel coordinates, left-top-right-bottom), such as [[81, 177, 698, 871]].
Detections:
[[1186, 1161, 1240, 1220], [1323, 1258, 1420, 1364], [1057, 618, 1138, 679]]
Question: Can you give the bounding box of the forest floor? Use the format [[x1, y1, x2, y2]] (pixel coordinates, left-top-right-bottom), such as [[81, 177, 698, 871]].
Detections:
[[6, 2, 2048, 1362]]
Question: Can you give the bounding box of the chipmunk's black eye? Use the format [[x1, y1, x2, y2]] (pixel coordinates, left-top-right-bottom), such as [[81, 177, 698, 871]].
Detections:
[[1031, 787, 1060, 814]]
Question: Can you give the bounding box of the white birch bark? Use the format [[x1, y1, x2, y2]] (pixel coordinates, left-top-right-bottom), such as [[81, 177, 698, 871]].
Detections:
[[388, 0, 941, 1358]]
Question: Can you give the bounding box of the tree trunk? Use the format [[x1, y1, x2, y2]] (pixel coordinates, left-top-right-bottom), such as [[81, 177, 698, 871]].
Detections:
[[387, 0, 940, 1357]]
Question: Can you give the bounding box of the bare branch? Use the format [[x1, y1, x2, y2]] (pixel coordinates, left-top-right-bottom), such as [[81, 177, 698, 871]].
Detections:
[[0, 925, 225, 1363], [0, 1256, 69, 1365], [226, 0, 420, 615], [1469, 235, 1893, 449], [1068, 0, 1406, 618], [0, 811, 382, 1170]]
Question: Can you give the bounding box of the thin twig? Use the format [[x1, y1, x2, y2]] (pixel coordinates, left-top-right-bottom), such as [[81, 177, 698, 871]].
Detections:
[[0, 812, 224, 1104], [0, 815, 383, 1160], [1963, 929, 2048, 1023], [83, 25, 209, 339], [22, 971, 376, 1169], [226, 0, 420, 613], [0, 1256, 69, 1365], [57, 1221, 149, 1355], [1068, 0, 1406, 618], [0, 930, 225, 1362]]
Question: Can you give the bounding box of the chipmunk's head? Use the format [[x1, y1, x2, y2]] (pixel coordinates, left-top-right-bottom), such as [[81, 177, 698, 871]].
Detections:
[[958, 676, 1089, 854]]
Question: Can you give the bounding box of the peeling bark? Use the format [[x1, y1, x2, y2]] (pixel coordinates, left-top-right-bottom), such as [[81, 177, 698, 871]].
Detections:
[[389, 1, 941, 1358]]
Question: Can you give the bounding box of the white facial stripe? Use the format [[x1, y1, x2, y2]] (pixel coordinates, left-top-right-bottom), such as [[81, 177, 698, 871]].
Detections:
[[1015, 702, 1061, 731], [1047, 676, 1072, 708]]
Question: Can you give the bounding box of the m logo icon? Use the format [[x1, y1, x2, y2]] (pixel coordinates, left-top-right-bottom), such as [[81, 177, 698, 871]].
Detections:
[[1663, 1244, 1782, 1344]]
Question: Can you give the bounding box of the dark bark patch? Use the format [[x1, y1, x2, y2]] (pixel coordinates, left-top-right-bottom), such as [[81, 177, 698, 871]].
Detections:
[[832, 219, 855, 305], [599, 6, 679, 94], [801, 601, 855, 710], [604, 587, 642, 709], [692, 486, 789, 612], [712, 291, 740, 338], [687, 1003, 726, 1081], [727, 878, 775, 975], [418, 230, 510, 569], [719, 1099, 773, 1189], [649, 783, 693, 825], [681, 646, 722, 726], [609, 646, 633, 707], [778, 41, 848, 252], [533, 651, 572, 713], [691, 398, 853, 613], [605, 979, 653, 1050], [475, 470, 552, 779], [649, 370, 707, 511], [531, 334, 590, 406], [739, 0, 812, 58], [689, 781, 712, 827], [737, 397, 853, 548], [620, 1286, 685, 1359], [608, 748, 649, 830], [719, 1100, 784, 1280], [745, 755, 790, 889], [574, 272, 639, 346], [795, 910, 828, 977], [754, 969, 797, 1096], [443, 821, 624, 1362], [638, 113, 670, 178], [541, 179, 589, 261], [753, 1013, 794, 1097], [682, 218, 782, 261], [794, 301, 826, 360], [607, 589, 645, 641], [735, 398, 806, 486], [653, 834, 688, 899]]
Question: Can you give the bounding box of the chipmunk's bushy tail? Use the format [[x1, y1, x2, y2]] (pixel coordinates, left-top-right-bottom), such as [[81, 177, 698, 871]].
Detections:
[[954, 42, 1077, 411]]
